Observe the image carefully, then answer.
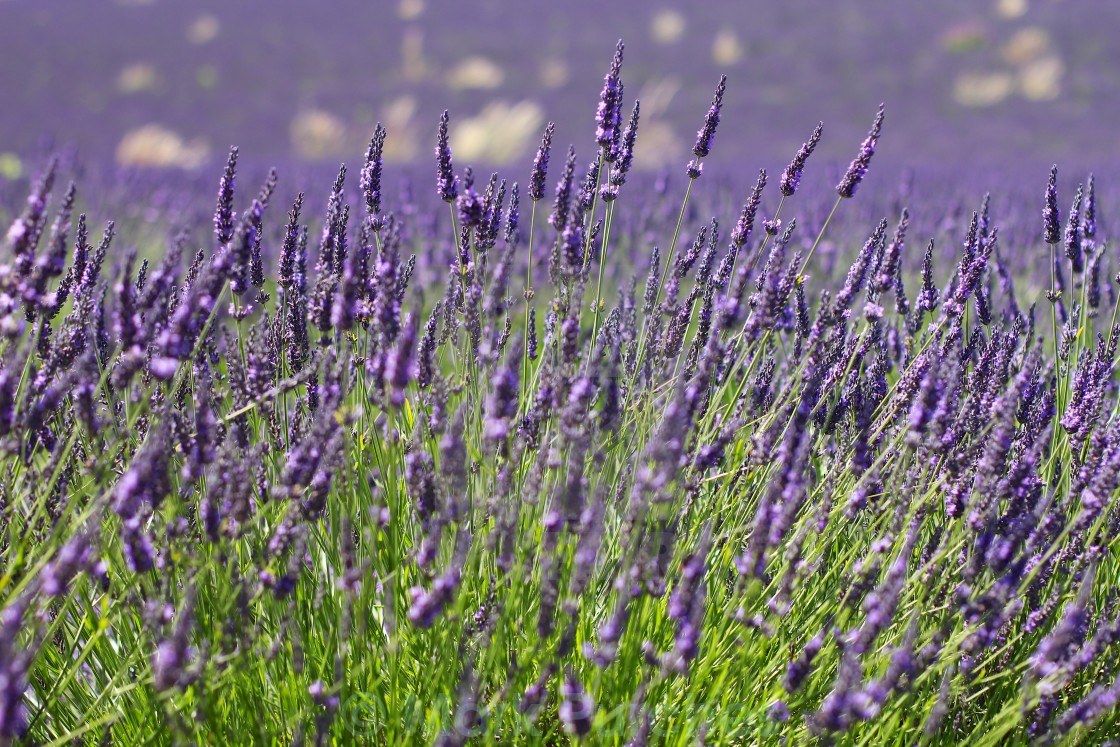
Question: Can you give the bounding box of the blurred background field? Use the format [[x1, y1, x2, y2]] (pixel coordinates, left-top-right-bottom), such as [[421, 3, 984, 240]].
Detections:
[[0, 0, 1118, 184]]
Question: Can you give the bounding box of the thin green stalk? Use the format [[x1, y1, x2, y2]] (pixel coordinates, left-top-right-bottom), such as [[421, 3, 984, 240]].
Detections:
[[522, 200, 538, 390], [738, 194, 785, 281], [1048, 243, 1064, 466], [581, 147, 608, 268], [798, 194, 843, 278], [631, 170, 700, 382], [587, 199, 616, 369]]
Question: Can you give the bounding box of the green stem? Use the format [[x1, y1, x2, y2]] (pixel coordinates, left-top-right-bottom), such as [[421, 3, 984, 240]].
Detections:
[[587, 199, 616, 369], [631, 170, 699, 382], [581, 147, 608, 269], [1048, 243, 1063, 467], [798, 195, 844, 278], [522, 201, 538, 391]]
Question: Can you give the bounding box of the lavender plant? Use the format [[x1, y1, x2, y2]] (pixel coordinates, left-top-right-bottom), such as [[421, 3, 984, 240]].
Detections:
[[2, 42, 1120, 747]]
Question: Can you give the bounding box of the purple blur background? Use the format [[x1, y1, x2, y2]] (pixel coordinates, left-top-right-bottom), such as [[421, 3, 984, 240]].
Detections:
[[0, 0, 1117, 183]]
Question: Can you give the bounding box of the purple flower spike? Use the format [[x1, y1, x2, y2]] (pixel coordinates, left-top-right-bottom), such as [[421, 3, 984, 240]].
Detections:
[[278, 193, 305, 291], [361, 123, 387, 227], [1064, 183, 1084, 272], [0, 601, 32, 740], [1083, 172, 1097, 239], [780, 122, 824, 196], [549, 146, 577, 233], [1043, 165, 1060, 244], [692, 74, 727, 158], [559, 672, 595, 737], [151, 588, 198, 692], [731, 169, 766, 249], [768, 700, 790, 723], [385, 312, 418, 407], [484, 343, 522, 446], [595, 40, 625, 149], [528, 122, 555, 202], [436, 110, 458, 203], [836, 104, 885, 198], [784, 632, 824, 693], [214, 146, 238, 245], [915, 239, 939, 314]]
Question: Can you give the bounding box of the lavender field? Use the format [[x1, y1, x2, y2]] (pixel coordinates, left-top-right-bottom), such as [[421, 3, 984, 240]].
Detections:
[[3, 1, 1120, 744]]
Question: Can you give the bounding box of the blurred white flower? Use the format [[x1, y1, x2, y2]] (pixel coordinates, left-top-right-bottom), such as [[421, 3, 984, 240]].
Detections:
[[539, 59, 569, 89], [402, 27, 431, 81], [650, 9, 686, 44], [186, 14, 220, 45], [450, 100, 544, 164], [953, 71, 1014, 107], [398, 0, 424, 20], [290, 109, 349, 160], [995, 0, 1028, 19], [1001, 27, 1050, 67], [712, 29, 744, 66], [1019, 55, 1063, 100], [116, 125, 208, 169], [117, 63, 159, 94], [446, 56, 504, 90], [381, 95, 419, 162]]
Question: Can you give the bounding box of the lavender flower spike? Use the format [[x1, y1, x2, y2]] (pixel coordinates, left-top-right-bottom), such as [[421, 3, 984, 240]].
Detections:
[[1043, 165, 1060, 244], [484, 341, 522, 445], [595, 40, 625, 149], [278, 192, 304, 291], [693, 75, 728, 158], [1064, 183, 1084, 272], [528, 122, 555, 202], [0, 601, 31, 739], [731, 169, 767, 248], [361, 123, 387, 226], [436, 110, 458, 203], [1083, 172, 1097, 239], [836, 104, 885, 198], [610, 101, 640, 186], [780, 122, 824, 196], [559, 671, 595, 737], [214, 146, 238, 245]]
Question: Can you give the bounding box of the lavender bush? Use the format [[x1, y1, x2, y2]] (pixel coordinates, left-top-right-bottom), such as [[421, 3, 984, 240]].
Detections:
[[1, 41, 1120, 745]]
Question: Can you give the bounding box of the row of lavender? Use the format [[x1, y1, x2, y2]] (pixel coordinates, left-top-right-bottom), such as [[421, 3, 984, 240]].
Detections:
[[1, 41, 1119, 744]]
